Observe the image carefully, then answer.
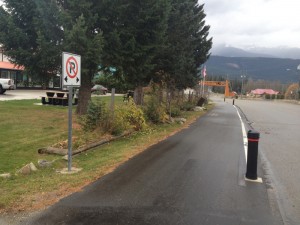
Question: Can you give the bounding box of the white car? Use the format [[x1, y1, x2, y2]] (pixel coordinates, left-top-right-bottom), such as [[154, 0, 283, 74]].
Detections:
[[0, 78, 15, 94]]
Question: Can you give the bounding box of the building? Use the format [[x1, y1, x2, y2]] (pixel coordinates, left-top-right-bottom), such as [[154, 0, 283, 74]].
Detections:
[[0, 47, 61, 89], [0, 47, 24, 86], [250, 89, 279, 97]]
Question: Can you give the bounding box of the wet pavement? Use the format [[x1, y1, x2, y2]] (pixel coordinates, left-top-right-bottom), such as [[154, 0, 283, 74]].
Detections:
[[23, 99, 283, 225]]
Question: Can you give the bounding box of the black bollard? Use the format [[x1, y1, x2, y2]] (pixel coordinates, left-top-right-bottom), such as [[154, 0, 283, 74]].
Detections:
[[233, 99, 235, 105], [246, 130, 260, 180]]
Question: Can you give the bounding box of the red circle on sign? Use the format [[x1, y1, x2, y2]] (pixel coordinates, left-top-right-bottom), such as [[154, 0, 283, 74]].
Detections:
[[66, 56, 78, 78]]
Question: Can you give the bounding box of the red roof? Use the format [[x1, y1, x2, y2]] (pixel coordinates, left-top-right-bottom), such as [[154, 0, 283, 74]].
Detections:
[[0, 61, 24, 71], [250, 89, 279, 95]]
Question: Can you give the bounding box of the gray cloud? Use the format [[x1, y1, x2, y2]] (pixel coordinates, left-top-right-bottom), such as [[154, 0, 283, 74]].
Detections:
[[202, 0, 300, 48]]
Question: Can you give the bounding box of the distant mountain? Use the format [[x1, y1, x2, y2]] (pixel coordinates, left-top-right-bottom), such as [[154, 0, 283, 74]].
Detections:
[[245, 47, 300, 60], [211, 46, 274, 58], [205, 55, 300, 83], [211, 45, 300, 59]]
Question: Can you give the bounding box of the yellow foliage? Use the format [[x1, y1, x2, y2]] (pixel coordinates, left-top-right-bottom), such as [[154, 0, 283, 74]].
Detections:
[[285, 83, 299, 99]]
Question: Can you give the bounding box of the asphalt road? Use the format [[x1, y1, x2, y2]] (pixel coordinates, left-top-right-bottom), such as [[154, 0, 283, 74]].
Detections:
[[235, 98, 300, 225], [23, 97, 282, 225]]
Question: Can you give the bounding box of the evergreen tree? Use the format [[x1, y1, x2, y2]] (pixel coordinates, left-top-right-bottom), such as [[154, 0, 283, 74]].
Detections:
[[0, 0, 103, 115], [0, 0, 63, 87], [154, 0, 212, 90], [91, 0, 126, 85], [59, 0, 103, 115], [0, 0, 212, 112], [101, 0, 170, 104]]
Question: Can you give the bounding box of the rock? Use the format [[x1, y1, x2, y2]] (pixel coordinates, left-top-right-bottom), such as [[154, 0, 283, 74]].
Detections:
[[17, 162, 37, 175], [0, 173, 11, 179], [62, 155, 69, 161], [180, 118, 187, 123], [167, 117, 175, 123], [38, 159, 53, 168], [29, 162, 37, 171], [17, 164, 31, 175], [174, 118, 187, 124], [194, 106, 204, 111]]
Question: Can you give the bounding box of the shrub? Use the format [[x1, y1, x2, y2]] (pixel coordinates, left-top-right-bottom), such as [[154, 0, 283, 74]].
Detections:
[[265, 94, 277, 100], [143, 95, 168, 123], [180, 101, 196, 111], [167, 106, 182, 117], [110, 110, 131, 136], [111, 102, 147, 135], [123, 101, 147, 131], [80, 99, 108, 132], [277, 94, 284, 99]]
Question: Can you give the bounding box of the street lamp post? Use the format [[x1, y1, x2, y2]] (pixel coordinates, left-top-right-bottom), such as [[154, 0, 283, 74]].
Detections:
[[297, 64, 300, 100]]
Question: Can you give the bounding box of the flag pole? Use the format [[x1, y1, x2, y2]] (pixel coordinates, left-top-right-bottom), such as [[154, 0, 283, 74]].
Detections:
[[202, 75, 205, 96], [202, 65, 206, 97]]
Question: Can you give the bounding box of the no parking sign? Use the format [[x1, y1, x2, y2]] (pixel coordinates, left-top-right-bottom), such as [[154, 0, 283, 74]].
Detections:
[[62, 52, 81, 172], [62, 52, 81, 87]]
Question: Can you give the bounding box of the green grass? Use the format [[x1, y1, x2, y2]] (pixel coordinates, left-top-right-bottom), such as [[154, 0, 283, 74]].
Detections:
[[0, 100, 69, 173], [0, 97, 213, 212]]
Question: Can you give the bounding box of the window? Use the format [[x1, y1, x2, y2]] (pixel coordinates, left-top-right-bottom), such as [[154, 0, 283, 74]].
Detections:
[[1, 70, 8, 78]]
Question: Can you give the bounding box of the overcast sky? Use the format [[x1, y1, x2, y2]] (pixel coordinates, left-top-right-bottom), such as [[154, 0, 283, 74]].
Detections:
[[203, 0, 300, 49], [1, 0, 299, 49]]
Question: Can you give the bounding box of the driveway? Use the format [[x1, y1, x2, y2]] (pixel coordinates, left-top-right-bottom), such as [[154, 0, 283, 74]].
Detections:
[[0, 90, 46, 101], [0, 89, 120, 101]]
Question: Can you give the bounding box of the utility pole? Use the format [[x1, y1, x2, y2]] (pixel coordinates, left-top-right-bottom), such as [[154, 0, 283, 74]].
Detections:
[[297, 64, 300, 100], [241, 75, 246, 98]]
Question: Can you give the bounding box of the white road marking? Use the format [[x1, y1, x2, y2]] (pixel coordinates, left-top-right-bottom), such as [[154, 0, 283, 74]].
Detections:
[[234, 106, 263, 183], [234, 106, 248, 163]]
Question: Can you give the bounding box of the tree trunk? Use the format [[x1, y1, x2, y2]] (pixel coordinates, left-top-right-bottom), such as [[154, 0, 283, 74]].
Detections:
[[76, 72, 92, 115], [134, 85, 144, 105], [167, 88, 172, 120], [158, 84, 164, 104]]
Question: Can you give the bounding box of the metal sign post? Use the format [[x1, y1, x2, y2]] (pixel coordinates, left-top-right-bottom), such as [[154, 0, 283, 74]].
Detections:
[[67, 86, 73, 171], [62, 52, 81, 172]]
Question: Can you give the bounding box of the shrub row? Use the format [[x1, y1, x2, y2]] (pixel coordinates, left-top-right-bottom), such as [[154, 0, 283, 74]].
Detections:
[[80, 93, 204, 135]]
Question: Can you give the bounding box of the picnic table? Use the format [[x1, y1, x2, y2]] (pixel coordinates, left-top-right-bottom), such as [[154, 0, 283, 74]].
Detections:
[[123, 90, 134, 102], [41, 91, 78, 106]]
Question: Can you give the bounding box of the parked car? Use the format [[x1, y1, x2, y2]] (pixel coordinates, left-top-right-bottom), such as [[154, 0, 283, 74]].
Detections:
[[0, 78, 15, 94], [91, 85, 108, 95]]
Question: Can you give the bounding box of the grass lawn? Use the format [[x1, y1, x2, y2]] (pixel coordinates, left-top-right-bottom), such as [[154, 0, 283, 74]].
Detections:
[[0, 96, 212, 213]]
